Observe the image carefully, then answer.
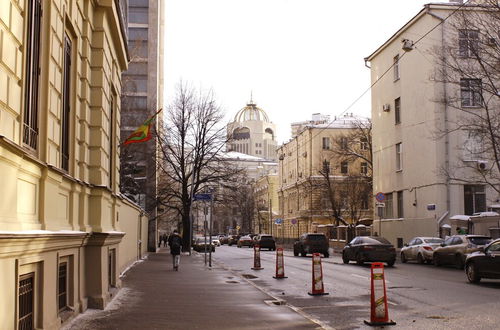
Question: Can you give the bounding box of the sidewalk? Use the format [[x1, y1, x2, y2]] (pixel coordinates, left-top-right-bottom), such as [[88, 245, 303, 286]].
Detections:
[[63, 248, 321, 330]]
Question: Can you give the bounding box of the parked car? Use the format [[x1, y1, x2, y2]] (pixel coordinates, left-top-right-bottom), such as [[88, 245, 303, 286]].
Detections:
[[211, 236, 221, 247], [219, 235, 228, 245], [465, 238, 500, 283], [342, 236, 396, 267], [228, 235, 240, 246], [253, 234, 276, 251], [433, 235, 492, 269], [400, 237, 444, 264], [293, 233, 329, 257], [193, 237, 215, 252], [237, 235, 254, 248]]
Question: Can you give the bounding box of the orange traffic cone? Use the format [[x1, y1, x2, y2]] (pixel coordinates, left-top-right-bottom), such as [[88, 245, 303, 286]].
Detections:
[[364, 262, 396, 326], [252, 244, 263, 270], [273, 248, 287, 279], [308, 253, 328, 296]]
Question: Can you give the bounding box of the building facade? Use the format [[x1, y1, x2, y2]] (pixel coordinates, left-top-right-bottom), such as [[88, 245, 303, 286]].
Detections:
[[0, 1, 147, 328], [120, 0, 164, 251], [365, 1, 500, 246], [226, 100, 277, 161], [254, 173, 278, 235], [277, 114, 372, 243]]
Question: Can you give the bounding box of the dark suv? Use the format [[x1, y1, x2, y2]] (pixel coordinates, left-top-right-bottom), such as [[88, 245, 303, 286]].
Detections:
[[253, 234, 276, 251], [293, 233, 329, 258]]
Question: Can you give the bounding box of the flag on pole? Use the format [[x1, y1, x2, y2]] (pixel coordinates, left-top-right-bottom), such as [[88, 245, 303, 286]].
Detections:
[[123, 109, 162, 145]]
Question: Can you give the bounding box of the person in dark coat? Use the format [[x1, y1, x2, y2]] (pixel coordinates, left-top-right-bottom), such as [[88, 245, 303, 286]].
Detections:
[[168, 230, 182, 270]]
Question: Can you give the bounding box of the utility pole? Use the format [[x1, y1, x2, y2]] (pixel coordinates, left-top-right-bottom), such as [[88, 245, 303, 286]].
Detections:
[[209, 191, 214, 268], [269, 198, 272, 235]]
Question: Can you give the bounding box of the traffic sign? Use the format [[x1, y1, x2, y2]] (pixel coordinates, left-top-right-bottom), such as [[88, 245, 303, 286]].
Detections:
[[375, 192, 385, 203], [376, 203, 385, 207], [291, 219, 297, 225], [193, 193, 211, 201], [275, 218, 283, 225], [236, 225, 241, 230]]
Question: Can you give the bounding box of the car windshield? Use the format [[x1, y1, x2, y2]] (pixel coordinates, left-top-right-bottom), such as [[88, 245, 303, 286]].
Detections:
[[306, 234, 326, 241], [468, 237, 492, 245], [361, 237, 391, 245], [260, 236, 273, 240], [424, 238, 444, 244]]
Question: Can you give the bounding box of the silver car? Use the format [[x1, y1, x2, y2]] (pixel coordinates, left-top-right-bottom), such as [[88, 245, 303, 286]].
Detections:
[[401, 237, 444, 264]]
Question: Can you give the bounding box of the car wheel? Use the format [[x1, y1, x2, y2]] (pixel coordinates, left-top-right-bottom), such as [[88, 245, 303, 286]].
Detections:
[[342, 253, 349, 264], [237, 245, 241, 248], [433, 254, 441, 267], [401, 252, 407, 263], [387, 259, 395, 267], [356, 253, 364, 265], [455, 254, 464, 269], [417, 253, 425, 264], [300, 249, 306, 257], [466, 262, 481, 283], [324, 252, 329, 258]]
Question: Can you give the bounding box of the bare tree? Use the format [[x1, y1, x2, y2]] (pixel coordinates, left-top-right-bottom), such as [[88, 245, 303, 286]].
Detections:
[[433, 1, 500, 193], [157, 82, 239, 250]]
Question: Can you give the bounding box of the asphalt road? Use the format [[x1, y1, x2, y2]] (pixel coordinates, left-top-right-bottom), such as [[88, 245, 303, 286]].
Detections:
[[211, 245, 500, 330]]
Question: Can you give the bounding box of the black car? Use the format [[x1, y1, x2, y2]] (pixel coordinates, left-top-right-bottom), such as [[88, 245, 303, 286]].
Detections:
[[342, 236, 396, 267], [465, 239, 500, 283], [228, 235, 240, 246], [253, 234, 276, 251], [293, 233, 329, 257]]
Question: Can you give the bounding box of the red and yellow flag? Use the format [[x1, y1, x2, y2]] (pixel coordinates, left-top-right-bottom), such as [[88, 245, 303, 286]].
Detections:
[[123, 109, 162, 145]]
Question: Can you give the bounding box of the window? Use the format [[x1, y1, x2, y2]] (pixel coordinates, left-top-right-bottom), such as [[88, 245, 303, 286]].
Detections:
[[395, 97, 401, 124], [322, 137, 330, 150], [58, 263, 68, 312], [464, 185, 486, 215], [361, 194, 369, 210], [18, 273, 35, 330], [464, 129, 484, 160], [23, 0, 43, 150], [360, 137, 368, 150], [340, 161, 348, 174], [383, 193, 393, 219], [395, 143, 402, 171], [461, 78, 483, 107], [393, 54, 400, 81], [322, 160, 331, 174], [361, 162, 368, 175], [61, 34, 72, 171], [459, 29, 479, 58], [340, 137, 348, 150], [397, 191, 404, 218], [461, 79, 482, 107]]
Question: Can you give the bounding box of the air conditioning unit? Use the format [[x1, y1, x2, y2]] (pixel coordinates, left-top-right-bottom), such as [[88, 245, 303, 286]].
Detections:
[[382, 104, 391, 112], [402, 39, 414, 51], [477, 160, 488, 171]]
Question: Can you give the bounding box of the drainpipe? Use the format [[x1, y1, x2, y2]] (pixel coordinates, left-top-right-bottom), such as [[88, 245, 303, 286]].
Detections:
[[427, 8, 451, 220]]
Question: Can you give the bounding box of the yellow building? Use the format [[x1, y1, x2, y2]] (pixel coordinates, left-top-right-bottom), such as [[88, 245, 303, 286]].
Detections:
[[254, 173, 278, 235], [277, 114, 372, 242], [0, 1, 147, 328]]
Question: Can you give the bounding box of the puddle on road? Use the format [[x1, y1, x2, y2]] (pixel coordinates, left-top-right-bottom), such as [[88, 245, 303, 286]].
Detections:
[[264, 299, 286, 306], [226, 280, 239, 284], [242, 274, 258, 279]]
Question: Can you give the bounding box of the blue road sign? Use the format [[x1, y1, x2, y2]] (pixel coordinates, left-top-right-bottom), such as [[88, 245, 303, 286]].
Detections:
[[275, 218, 283, 225], [375, 192, 385, 203], [193, 193, 212, 201]]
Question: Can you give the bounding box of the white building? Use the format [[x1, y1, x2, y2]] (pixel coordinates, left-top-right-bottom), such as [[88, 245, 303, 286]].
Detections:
[[365, 0, 500, 245], [226, 100, 277, 161]]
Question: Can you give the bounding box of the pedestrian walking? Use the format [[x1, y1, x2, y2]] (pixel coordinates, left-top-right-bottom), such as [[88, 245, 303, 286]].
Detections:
[[163, 234, 168, 247], [168, 230, 182, 271]]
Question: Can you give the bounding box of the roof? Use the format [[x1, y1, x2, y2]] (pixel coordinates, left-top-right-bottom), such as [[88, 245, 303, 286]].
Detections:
[[233, 102, 270, 123], [365, 2, 464, 62]]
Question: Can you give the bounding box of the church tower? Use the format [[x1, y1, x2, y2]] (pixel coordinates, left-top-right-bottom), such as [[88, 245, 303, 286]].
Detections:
[[227, 98, 277, 161]]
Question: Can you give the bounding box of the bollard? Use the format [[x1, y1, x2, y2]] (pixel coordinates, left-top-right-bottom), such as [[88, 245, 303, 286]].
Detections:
[[308, 253, 328, 295], [273, 248, 287, 279], [252, 244, 263, 270], [364, 262, 396, 326]]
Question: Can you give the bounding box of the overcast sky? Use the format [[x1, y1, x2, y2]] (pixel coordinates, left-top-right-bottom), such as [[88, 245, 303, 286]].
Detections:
[[164, 0, 435, 143]]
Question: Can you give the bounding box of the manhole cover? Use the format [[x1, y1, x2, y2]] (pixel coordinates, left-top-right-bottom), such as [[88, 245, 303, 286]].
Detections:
[[242, 274, 258, 279]]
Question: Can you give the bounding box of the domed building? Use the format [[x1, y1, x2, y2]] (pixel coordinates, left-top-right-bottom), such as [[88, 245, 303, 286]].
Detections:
[[227, 99, 277, 161]]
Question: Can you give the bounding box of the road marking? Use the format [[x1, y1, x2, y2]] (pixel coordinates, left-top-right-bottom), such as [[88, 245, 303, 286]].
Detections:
[[351, 273, 369, 280], [388, 300, 398, 306]]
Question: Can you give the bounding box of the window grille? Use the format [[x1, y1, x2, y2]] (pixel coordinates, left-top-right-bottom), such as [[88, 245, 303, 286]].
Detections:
[[19, 273, 35, 330]]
